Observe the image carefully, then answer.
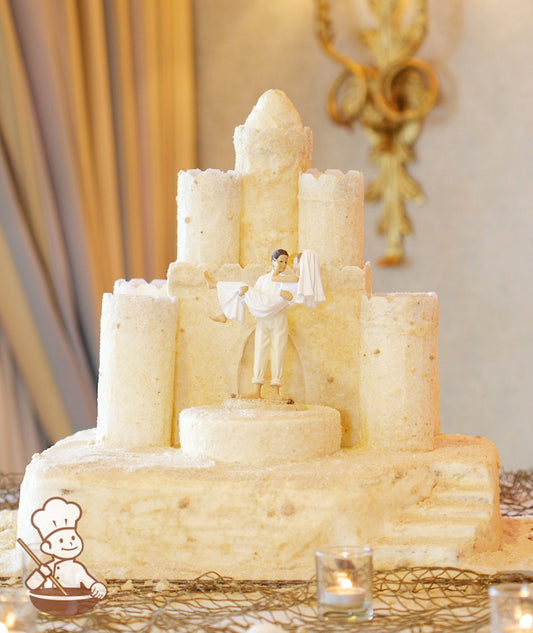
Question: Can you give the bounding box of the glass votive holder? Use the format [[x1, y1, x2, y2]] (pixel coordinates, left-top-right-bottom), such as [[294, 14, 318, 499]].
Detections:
[[489, 583, 533, 633], [0, 588, 37, 633], [315, 545, 373, 622]]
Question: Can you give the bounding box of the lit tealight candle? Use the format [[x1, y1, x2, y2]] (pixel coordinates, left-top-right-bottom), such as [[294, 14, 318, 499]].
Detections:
[[0, 615, 22, 633], [520, 614, 533, 629], [0, 612, 16, 633], [316, 546, 373, 621], [0, 589, 36, 633], [323, 577, 366, 610], [502, 613, 533, 633]]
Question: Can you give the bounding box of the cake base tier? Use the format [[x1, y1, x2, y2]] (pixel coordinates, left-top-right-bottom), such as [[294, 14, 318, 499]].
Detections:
[[179, 399, 341, 464], [17, 430, 502, 580]]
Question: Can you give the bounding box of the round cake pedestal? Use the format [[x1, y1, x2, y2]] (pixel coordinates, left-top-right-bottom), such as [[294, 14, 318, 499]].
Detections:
[[179, 398, 341, 464]]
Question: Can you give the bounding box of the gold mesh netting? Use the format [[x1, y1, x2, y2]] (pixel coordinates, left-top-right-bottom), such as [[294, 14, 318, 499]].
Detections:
[[1, 470, 532, 632], [500, 470, 533, 517], [5, 569, 532, 633]]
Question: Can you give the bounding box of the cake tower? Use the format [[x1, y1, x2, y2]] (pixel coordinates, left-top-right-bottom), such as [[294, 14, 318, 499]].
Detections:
[[17, 91, 502, 581]]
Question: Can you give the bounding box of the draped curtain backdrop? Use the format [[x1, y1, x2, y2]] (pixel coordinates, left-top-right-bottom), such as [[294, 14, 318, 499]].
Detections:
[[0, 0, 196, 471]]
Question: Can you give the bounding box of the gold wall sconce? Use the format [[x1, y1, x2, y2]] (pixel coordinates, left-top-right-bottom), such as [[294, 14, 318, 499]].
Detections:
[[314, 0, 438, 265]]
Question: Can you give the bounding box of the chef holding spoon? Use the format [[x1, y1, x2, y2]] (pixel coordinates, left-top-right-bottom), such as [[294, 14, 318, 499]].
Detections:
[[23, 497, 107, 600]]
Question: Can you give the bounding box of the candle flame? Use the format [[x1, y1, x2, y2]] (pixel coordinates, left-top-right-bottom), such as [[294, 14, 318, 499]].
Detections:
[[520, 613, 533, 629], [0, 611, 17, 632], [339, 576, 353, 590]]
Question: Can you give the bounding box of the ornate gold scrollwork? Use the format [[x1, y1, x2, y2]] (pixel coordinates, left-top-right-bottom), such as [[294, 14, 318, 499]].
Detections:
[[315, 0, 439, 265]]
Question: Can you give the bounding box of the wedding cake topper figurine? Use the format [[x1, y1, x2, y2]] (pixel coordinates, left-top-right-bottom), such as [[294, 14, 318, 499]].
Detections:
[[19, 497, 107, 615], [205, 249, 325, 399]]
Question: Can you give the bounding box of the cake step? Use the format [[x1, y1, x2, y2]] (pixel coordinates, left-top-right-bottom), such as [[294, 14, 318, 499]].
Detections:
[[433, 466, 494, 487], [401, 499, 493, 521], [373, 543, 461, 568], [382, 516, 480, 540], [433, 489, 496, 504]]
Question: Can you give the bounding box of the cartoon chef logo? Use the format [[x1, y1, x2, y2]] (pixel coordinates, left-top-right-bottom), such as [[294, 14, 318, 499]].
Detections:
[[18, 497, 107, 616]]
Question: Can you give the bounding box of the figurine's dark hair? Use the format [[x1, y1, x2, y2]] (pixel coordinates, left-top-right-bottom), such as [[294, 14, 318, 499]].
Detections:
[[271, 249, 289, 262]]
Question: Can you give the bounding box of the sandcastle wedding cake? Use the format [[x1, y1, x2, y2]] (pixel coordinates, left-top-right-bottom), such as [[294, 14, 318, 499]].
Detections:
[[16, 90, 502, 581]]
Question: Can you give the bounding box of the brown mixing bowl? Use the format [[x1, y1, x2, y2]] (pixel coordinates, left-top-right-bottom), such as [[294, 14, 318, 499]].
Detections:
[[28, 588, 99, 617]]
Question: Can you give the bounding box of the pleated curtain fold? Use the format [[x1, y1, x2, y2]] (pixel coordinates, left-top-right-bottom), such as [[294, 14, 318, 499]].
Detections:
[[0, 0, 196, 471]]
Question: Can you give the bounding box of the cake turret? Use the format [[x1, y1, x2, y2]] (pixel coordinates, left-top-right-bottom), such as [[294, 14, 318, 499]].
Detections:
[[176, 169, 241, 266], [234, 90, 312, 266], [358, 292, 440, 451], [298, 169, 365, 267], [96, 281, 179, 448]]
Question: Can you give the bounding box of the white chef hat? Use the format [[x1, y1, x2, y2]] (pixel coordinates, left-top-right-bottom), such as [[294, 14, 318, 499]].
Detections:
[[31, 497, 82, 540]]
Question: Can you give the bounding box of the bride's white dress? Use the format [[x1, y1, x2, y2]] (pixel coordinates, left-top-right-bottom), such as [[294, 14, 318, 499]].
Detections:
[[216, 250, 325, 324]]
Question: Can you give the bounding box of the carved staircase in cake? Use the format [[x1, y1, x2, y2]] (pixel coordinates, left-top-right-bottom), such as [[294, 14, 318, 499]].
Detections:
[[373, 459, 500, 567]]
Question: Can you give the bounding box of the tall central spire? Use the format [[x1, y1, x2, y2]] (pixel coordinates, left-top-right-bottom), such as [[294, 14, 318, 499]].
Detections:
[[234, 90, 312, 267], [244, 89, 304, 130]]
